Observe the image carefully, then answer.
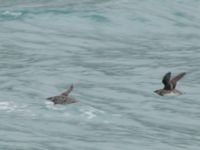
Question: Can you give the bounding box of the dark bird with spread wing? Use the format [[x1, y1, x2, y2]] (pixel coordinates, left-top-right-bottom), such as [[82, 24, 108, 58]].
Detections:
[[47, 84, 77, 104], [154, 72, 186, 96]]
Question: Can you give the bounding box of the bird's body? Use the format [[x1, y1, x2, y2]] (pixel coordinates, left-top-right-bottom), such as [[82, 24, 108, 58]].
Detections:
[[47, 95, 77, 104], [154, 89, 182, 96]]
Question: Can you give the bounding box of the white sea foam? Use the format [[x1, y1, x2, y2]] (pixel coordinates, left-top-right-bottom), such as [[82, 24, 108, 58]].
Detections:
[[45, 101, 64, 110], [80, 106, 105, 120], [3, 11, 22, 17], [0, 102, 17, 112]]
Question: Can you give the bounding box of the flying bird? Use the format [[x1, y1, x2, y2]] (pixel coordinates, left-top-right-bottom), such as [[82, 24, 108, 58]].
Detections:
[[47, 84, 77, 104], [154, 72, 186, 96]]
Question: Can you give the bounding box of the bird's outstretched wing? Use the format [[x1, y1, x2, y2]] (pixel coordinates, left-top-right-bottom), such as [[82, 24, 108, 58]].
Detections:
[[162, 72, 172, 90], [170, 72, 186, 89], [61, 84, 74, 96]]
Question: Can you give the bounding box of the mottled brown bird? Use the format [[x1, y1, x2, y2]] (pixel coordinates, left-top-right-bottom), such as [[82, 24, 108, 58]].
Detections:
[[47, 84, 77, 104], [154, 72, 186, 96]]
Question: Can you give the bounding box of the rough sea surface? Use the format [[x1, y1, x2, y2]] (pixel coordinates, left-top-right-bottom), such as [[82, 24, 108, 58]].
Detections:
[[0, 0, 200, 150]]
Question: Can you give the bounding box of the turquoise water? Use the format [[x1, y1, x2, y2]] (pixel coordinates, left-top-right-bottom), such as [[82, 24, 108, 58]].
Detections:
[[0, 0, 200, 149]]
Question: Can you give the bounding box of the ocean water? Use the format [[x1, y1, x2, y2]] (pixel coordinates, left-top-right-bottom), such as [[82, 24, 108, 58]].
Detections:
[[0, 0, 200, 149]]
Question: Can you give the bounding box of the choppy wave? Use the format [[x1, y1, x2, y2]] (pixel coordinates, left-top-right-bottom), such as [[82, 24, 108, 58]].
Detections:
[[0, 0, 200, 150]]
